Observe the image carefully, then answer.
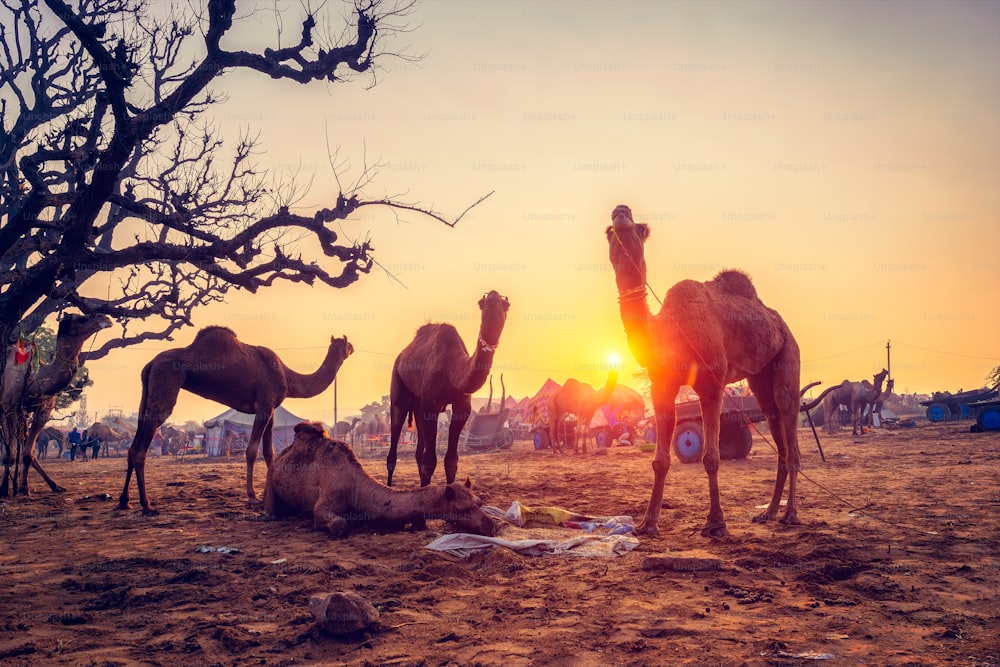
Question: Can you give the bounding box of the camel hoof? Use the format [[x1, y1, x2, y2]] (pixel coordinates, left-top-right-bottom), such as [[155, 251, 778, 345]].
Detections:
[[751, 512, 775, 524], [701, 522, 729, 538], [52, 485, 67, 493], [636, 521, 659, 536], [779, 514, 801, 526]]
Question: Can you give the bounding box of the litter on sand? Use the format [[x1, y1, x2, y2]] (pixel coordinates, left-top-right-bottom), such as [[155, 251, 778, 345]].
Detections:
[[424, 531, 639, 559], [195, 545, 240, 554], [483, 500, 635, 534]]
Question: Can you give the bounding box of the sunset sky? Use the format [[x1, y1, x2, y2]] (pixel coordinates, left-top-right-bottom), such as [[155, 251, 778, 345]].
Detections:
[[78, 0, 999, 426]]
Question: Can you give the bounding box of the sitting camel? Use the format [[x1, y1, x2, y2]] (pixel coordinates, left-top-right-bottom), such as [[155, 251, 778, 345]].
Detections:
[[548, 371, 618, 454], [821, 369, 889, 436], [607, 205, 805, 537], [264, 421, 496, 537], [387, 290, 510, 487], [118, 326, 353, 515]]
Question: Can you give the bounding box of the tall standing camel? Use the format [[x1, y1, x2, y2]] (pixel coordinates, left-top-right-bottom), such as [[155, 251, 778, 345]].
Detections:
[[88, 421, 133, 458], [821, 369, 888, 436], [117, 326, 353, 515], [1, 313, 112, 496], [607, 205, 804, 537], [548, 371, 618, 454], [387, 290, 510, 487]]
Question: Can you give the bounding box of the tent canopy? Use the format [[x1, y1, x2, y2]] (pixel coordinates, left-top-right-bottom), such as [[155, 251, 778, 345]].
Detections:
[[202, 405, 315, 456]]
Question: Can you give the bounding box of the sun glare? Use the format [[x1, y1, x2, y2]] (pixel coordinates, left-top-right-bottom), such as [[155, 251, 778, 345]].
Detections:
[[607, 352, 622, 370]]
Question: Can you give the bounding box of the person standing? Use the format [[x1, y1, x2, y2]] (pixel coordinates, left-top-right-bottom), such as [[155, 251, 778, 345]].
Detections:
[[68, 427, 81, 461], [89, 431, 102, 461]]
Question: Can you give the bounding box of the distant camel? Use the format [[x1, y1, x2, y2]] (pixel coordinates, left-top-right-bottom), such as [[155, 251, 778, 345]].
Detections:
[[821, 369, 889, 436], [607, 205, 805, 536], [1, 313, 112, 497], [36, 426, 65, 460], [548, 371, 618, 454], [387, 291, 510, 487], [118, 326, 353, 515]]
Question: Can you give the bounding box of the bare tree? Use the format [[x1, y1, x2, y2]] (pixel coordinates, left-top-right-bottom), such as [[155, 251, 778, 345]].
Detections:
[[0, 0, 484, 357]]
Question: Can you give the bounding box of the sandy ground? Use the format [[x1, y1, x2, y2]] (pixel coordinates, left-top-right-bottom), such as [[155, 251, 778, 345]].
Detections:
[[2, 419, 999, 667]]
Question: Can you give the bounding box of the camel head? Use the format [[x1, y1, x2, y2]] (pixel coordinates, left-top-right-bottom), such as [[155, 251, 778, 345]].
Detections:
[[438, 478, 496, 537], [477, 291, 510, 351], [606, 204, 650, 293], [328, 335, 355, 362], [56, 312, 113, 350]]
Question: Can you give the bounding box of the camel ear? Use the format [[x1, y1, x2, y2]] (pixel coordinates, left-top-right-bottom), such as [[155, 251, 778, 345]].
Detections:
[[444, 485, 456, 501], [464, 477, 472, 490], [636, 223, 650, 240]]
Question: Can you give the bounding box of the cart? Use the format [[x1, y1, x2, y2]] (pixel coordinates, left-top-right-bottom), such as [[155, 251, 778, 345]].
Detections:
[[668, 394, 766, 463], [463, 407, 515, 451], [968, 397, 1000, 432], [920, 387, 999, 422]]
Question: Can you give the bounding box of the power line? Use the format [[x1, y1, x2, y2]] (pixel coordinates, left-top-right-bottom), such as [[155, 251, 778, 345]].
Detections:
[[893, 340, 1000, 362]]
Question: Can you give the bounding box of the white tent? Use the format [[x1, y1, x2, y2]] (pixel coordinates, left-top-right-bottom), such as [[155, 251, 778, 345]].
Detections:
[[202, 405, 313, 457]]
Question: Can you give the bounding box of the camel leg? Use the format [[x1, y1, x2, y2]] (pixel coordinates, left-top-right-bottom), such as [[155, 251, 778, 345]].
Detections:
[[313, 501, 350, 537], [549, 414, 562, 454], [749, 360, 803, 526], [415, 409, 440, 487], [244, 411, 274, 504], [697, 390, 728, 537], [444, 397, 471, 485], [18, 405, 65, 495], [387, 378, 413, 486], [119, 420, 160, 514], [638, 382, 678, 536]]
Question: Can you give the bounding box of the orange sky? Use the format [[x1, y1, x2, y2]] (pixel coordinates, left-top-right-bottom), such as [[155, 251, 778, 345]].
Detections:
[[75, 1, 999, 426]]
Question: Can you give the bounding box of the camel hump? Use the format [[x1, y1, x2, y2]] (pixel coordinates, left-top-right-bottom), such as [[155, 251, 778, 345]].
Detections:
[[711, 269, 758, 299], [294, 421, 328, 439], [193, 325, 238, 343]]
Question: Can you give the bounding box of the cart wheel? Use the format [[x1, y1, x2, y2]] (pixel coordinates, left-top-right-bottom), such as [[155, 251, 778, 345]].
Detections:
[[719, 423, 753, 460], [976, 406, 1000, 432], [500, 429, 515, 449], [672, 421, 704, 464], [533, 430, 550, 450], [926, 402, 951, 422], [643, 425, 657, 443], [595, 427, 612, 449]]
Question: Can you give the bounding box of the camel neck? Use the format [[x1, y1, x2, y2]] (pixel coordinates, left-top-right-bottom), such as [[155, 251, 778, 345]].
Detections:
[[617, 286, 655, 369], [285, 348, 347, 398], [453, 344, 496, 395]]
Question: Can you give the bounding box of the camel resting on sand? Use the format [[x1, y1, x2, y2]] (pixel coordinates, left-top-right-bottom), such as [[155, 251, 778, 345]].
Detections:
[[264, 422, 496, 537], [548, 371, 618, 454]]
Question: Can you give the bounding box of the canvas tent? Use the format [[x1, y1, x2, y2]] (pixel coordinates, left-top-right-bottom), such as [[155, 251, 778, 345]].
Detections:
[[202, 405, 312, 457]]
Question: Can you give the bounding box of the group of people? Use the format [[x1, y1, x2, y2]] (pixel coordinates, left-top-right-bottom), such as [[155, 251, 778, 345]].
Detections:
[[67, 426, 101, 461]]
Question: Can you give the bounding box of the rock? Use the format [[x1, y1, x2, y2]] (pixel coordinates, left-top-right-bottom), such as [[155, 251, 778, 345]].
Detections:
[[640, 550, 722, 571], [309, 591, 380, 636]]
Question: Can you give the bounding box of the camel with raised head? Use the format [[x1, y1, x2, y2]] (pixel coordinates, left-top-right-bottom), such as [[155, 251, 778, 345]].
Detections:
[[607, 204, 804, 537], [0, 313, 112, 496], [821, 369, 889, 436], [387, 290, 510, 487], [548, 371, 618, 454], [118, 326, 353, 515], [264, 421, 495, 537]]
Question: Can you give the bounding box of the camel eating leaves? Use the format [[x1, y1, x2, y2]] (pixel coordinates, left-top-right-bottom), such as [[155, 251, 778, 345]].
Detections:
[[1, 312, 112, 497], [118, 326, 353, 515], [387, 290, 510, 487], [548, 371, 618, 454], [264, 421, 496, 537], [606, 204, 805, 537]]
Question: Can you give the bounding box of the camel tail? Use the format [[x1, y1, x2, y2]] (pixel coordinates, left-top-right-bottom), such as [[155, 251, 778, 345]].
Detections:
[[800, 384, 841, 412]]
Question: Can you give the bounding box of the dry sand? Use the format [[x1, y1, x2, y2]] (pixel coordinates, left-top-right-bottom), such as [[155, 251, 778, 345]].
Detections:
[[2, 420, 999, 666]]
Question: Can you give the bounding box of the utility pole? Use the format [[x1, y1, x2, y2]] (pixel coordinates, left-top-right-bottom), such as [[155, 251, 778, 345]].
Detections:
[[886, 340, 892, 381], [333, 378, 338, 426]]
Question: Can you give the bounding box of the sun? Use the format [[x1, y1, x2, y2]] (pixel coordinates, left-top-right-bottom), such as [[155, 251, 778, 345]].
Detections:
[[607, 352, 623, 370]]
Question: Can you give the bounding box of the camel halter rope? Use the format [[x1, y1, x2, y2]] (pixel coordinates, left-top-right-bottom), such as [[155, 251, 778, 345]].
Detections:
[[478, 334, 499, 353], [609, 221, 935, 536]]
